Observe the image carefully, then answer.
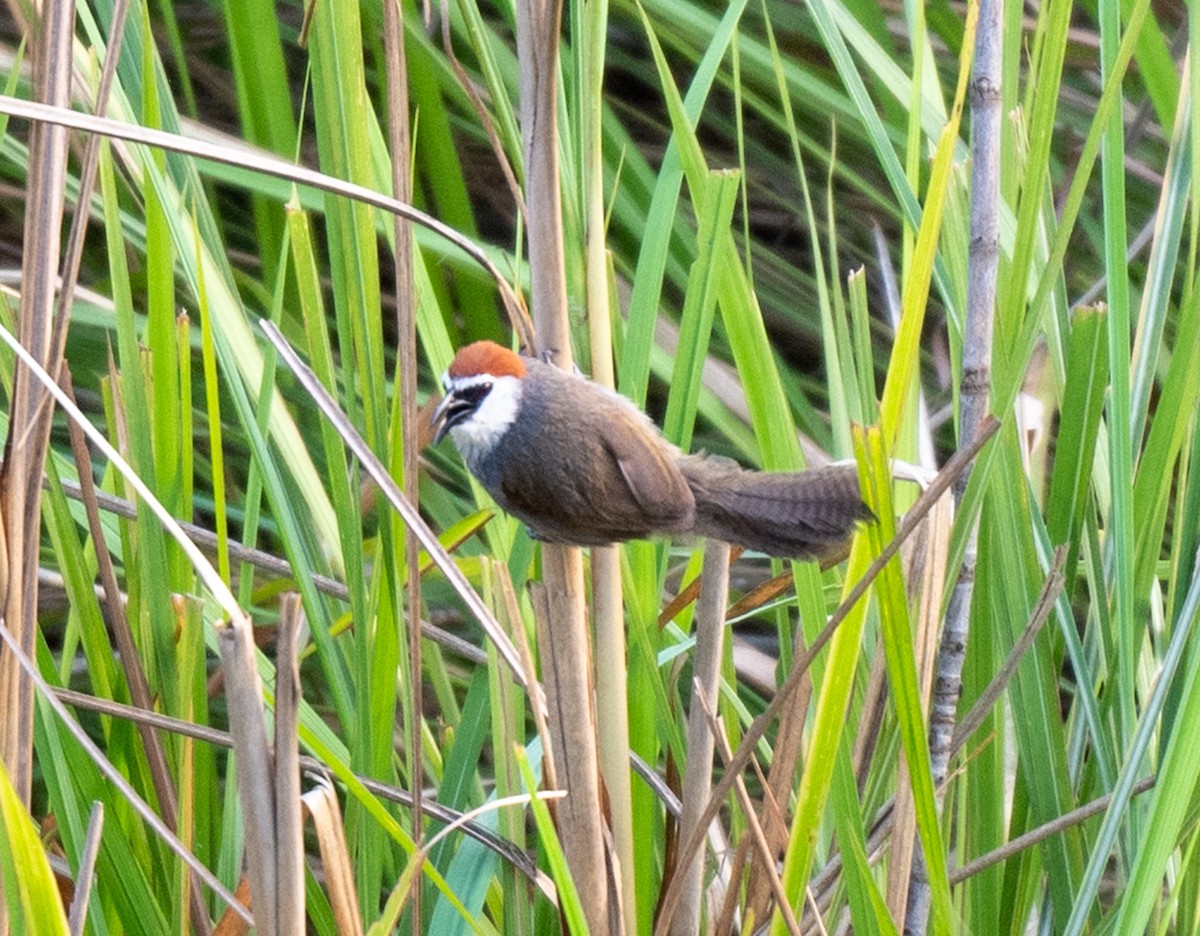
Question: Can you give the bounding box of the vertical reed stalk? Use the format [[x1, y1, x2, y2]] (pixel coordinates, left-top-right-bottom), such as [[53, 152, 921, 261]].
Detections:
[[517, 0, 613, 927], [0, 0, 75, 822], [382, 1, 423, 927], [906, 0, 1002, 929], [670, 540, 731, 935]]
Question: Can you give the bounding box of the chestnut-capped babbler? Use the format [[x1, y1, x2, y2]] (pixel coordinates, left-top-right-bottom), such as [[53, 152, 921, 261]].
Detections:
[[432, 341, 870, 559]]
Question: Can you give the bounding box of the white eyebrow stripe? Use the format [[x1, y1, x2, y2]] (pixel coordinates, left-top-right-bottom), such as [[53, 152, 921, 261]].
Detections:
[[449, 373, 497, 389]]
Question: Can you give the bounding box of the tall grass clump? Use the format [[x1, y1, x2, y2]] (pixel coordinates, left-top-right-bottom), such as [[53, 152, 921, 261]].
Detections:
[[0, 0, 1196, 933]]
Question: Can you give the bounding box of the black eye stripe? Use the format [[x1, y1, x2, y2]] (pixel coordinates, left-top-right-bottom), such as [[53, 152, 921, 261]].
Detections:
[[458, 382, 492, 405]]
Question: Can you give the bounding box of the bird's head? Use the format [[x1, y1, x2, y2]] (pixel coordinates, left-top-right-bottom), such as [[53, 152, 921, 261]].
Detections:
[[431, 341, 527, 458]]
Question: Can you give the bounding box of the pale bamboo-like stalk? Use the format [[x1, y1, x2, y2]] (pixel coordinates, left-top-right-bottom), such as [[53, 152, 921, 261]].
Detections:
[[274, 595, 307, 936], [744, 616, 813, 924], [579, 0, 635, 927], [46, 8, 202, 924], [220, 616, 277, 935], [381, 2, 424, 928], [591, 545, 633, 925], [516, 0, 612, 928], [302, 780, 364, 936], [670, 540, 731, 936], [655, 420, 999, 935], [905, 0, 1002, 929], [0, 0, 74, 820], [532, 549, 612, 929]]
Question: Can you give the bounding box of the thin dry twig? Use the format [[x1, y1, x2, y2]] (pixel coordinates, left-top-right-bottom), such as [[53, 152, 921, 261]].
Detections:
[[261, 320, 530, 688], [438, 0, 527, 219], [66, 802, 103, 936], [0, 622, 252, 925], [653, 416, 1000, 934], [696, 680, 801, 936], [48, 476, 488, 664], [950, 775, 1156, 884], [50, 686, 539, 879], [0, 96, 532, 341], [951, 545, 1067, 754]]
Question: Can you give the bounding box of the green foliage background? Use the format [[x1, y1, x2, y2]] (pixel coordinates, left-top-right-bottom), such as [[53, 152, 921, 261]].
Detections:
[[0, 0, 1196, 932]]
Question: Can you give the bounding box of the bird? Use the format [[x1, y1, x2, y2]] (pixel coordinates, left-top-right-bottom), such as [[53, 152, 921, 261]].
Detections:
[[431, 340, 871, 560]]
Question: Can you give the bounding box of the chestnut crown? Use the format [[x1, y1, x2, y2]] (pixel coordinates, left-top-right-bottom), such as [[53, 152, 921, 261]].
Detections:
[[431, 341, 527, 452]]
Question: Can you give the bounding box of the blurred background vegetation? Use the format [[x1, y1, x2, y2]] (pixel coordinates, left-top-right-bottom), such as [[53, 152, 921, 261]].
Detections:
[[0, 0, 1196, 933]]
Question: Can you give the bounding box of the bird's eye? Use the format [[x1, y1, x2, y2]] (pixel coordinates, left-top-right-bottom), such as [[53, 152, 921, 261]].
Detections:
[[458, 381, 492, 405]]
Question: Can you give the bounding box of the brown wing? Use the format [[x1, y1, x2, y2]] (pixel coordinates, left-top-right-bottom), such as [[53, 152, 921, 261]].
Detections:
[[496, 396, 700, 540], [494, 372, 695, 545], [599, 412, 695, 533]]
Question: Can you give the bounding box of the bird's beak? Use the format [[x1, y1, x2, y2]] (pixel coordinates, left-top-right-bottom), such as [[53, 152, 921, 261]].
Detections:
[[431, 391, 458, 445]]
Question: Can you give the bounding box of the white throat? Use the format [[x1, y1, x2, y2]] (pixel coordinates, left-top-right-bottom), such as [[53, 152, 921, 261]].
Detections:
[[448, 374, 523, 465]]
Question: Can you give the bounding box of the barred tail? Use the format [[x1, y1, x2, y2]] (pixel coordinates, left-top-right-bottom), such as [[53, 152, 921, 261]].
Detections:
[[679, 458, 871, 560]]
